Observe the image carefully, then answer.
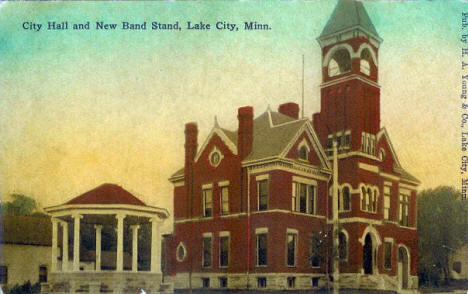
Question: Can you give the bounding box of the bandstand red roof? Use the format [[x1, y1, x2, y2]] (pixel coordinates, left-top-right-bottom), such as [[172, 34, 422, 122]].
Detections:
[[65, 183, 147, 206]]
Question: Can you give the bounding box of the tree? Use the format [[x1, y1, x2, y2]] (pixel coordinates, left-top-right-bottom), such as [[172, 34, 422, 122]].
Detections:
[[418, 186, 468, 285], [0, 194, 46, 217]]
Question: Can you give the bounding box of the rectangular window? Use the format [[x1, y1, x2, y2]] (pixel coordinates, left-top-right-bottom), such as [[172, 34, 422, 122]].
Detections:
[[287, 277, 296, 288], [257, 277, 267, 288], [221, 186, 229, 215], [258, 180, 269, 211], [219, 235, 230, 267], [256, 233, 267, 266], [384, 242, 392, 269], [202, 235, 212, 267], [310, 234, 320, 267], [399, 190, 410, 226], [0, 266, 7, 284], [203, 189, 213, 217], [39, 265, 47, 283], [219, 277, 227, 288], [202, 278, 210, 288], [292, 182, 316, 214], [384, 185, 391, 220], [286, 232, 297, 267]]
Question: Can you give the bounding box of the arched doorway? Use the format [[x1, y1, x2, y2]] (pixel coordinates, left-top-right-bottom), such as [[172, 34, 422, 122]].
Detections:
[[398, 246, 409, 289], [363, 234, 373, 274]]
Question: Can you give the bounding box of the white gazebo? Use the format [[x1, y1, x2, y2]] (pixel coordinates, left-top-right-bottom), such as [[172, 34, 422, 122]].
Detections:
[[42, 183, 170, 294]]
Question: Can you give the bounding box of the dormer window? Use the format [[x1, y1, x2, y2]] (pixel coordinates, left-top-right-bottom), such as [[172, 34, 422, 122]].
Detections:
[[297, 140, 310, 161]]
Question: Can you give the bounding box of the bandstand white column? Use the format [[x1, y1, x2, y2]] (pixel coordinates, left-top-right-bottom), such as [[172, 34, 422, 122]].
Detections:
[[150, 217, 161, 273], [51, 217, 58, 272], [130, 225, 140, 272], [72, 214, 83, 272], [116, 214, 126, 272], [61, 221, 69, 272], [94, 225, 102, 271]]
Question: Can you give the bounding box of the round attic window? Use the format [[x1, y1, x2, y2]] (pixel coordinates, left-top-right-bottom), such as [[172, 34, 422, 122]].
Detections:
[[210, 152, 220, 165], [176, 242, 187, 262], [208, 147, 223, 167]]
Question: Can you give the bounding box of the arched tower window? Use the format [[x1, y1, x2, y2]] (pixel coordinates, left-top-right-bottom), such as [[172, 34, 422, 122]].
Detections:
[[367, 188, 373, 212], [361, 187, 366, 210], [328, 49, 351, 77], [341, 186, 350, 211], [360, 48, 372, 76]]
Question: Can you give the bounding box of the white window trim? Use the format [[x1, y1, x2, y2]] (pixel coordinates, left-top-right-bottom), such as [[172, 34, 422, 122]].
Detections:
[[255, 227, 268, 234], [202, 188, 213, 217], [218, 180, 229, 187], [255, 174, 269, 181], [339, 184, 352, 212], [292, 177, 317, 215], [202, 183, 213, 189]]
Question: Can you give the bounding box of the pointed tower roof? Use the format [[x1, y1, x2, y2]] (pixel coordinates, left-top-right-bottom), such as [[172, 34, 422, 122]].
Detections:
[[320, 0, 380, 40]]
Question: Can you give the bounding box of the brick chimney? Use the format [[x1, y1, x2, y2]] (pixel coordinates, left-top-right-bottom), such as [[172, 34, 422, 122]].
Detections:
[[184, 122, 197, 217], [237, 106, 253, 159], [278, 102, 300, 119]]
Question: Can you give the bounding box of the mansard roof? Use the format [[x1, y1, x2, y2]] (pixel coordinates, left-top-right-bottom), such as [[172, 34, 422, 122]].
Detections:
[[65, 183, 147, 206], [320, 0, 380, 40]]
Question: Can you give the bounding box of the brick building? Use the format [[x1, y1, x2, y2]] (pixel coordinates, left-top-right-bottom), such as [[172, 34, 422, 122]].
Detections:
[[166, 0, 420, 291]]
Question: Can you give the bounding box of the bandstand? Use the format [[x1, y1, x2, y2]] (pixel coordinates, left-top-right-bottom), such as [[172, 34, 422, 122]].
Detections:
[[42, 184, 170, 294]]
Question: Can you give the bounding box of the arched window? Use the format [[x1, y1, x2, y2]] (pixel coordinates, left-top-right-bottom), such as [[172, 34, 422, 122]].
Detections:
[[360, 49, 372, 75], [338, 232, 348, 260], [367, 188, 373, 212], [373, 189, 378, 212], [328, 49, 351, 77], [361, 187, 366, 210], [299, 146, 308, 160], [342, 186, 350, 211]]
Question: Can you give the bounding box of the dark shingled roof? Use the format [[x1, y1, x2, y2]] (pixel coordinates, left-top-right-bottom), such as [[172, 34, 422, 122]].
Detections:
[[320, 0, 380, 39], [1, 215, 52, 246], [170, 110, 308, 179], [245, 111, 307, 161], [66, 183, 147, 206]]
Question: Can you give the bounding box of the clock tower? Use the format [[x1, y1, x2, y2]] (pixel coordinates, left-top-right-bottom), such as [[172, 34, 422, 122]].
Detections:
[[313, 0, 383, 155]]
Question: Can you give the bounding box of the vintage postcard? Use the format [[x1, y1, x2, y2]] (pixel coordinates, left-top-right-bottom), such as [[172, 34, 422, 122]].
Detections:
[[0, 0, 467, 293]]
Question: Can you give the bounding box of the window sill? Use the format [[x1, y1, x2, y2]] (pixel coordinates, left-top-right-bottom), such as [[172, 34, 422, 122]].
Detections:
[[256, 265, 268, 268]]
